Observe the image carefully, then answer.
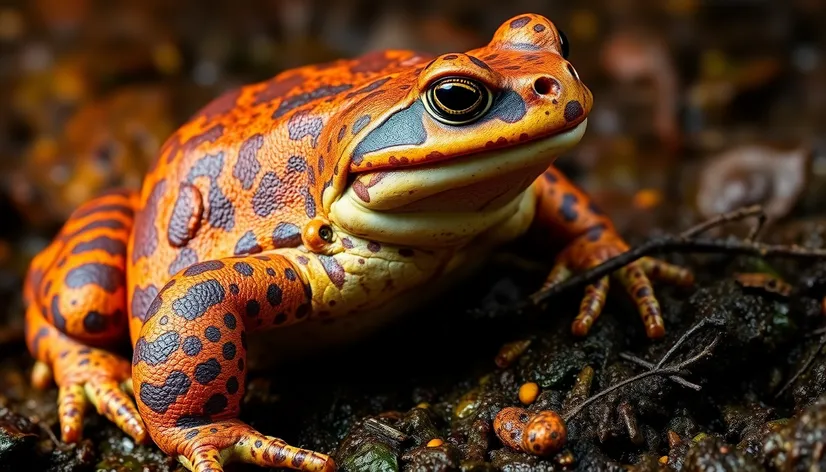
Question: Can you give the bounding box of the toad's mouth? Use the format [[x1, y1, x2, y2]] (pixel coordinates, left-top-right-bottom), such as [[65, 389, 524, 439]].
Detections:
[[341, 119, 588, 213]]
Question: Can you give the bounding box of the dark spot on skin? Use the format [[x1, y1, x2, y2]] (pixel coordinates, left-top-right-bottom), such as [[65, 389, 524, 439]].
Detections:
[[229, 284, 239, 295], [30, 327, 48, 355], [182, 336, 202, 356], [635, 286, 652, 298], [345, 77, 391, 99], [534, 24, 546, 32], [286, 155, 307, 173], [78, 359, 89, 366], [317, 155, 325, 174], [559, 193, 579, 222], [233, 134, 264, 190], [352, 115, 371, 135], [480, 90, 527, 124], [285, 268, 297, 281], [51, 295, 66, 331], [510, 16, 531, 28], [350, 50, 392, 73], [145, 294, 164, 322], [72, 202, 134, 220], [468, 56, 492, 71], [442, 54, 458, 60], [168, 183, 203, 248], [83, 311, 108, 333], [293, 451, 308, 468], [131, 284, 159, 321], [543, 170, 558, 183], [194, 358, 222, 385], [273, 313, 287, 325], [255, 440, 263, 448], [233, 262, 254, 277], [64, 219, 127, 243], [133, 331, 180, 366], [301, 188, 317, 218], [352, 101, 428, 166], [224, 313, 237, 329], [65, 263, 124, 293], [253, 74, 304, 105], [234, 231, 262, 255], [223, 342, 237, 361], [367, 241, 381, 252], [176, 415, 211, 428], [586, 224, 606, 242], [287, 110, 324, 148], [139, 371, 191, 414], [187, 152, 235, 231], [273, 222, 302, 247], [194, 88, 241, 120], [337, 125, 347, 143], [185, 429, 199, 440], [179, 125, 225, 163], [252, 172, 287, 217], [71, 236, 126, 256], [267, 284, 282, 306], [588, 201, 605, 215], [272, 84, 353, 119], [351, 180, 370, 202], [341, 238, 354, 249], [204, 393, 228, 415], [172, 279, 226, 320], [246, 300, 261, 318], [160, 316, 168, 325], [564, 100, 584, 123], [318, 255, 345, 288], [226, 376, 239, 394], [168, 248, 199, 276], [183, 260, 225, 277], [205, 326, 221, 342], [266, 268, 276, 276]]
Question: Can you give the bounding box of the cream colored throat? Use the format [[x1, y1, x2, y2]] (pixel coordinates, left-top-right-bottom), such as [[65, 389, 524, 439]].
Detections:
[[329, 119, 588, 247]]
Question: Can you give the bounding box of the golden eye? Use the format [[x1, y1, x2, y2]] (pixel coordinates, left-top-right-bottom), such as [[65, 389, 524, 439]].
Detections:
[[424, 77, 493, 125]]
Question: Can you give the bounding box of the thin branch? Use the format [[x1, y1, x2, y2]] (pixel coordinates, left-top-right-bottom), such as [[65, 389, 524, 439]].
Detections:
[[562, 325, 719, 421], [530, 236, 826, 306], [680, 205, 765, 238], [618, 352, 701, 390]]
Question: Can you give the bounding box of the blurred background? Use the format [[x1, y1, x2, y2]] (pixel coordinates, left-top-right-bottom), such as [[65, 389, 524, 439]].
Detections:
[[0, 0, 825, 365]]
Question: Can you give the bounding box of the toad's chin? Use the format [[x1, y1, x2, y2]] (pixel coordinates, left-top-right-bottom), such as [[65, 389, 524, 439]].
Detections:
[[329, 119, 587, 247]]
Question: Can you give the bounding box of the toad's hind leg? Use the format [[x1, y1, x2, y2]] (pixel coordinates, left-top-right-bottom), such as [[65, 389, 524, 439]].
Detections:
[[24, 189, 146, 443], [133, 254, 334, 472]]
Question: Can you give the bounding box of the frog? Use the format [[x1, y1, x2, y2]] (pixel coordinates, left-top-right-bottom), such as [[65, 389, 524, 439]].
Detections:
[[22, 13, 693, 472]]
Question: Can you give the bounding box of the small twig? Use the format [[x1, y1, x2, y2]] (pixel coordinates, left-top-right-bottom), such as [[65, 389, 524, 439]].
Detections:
[[618, 352, 701, 390], [530, 236, 826, 306], [363, 417, 409, 444], [680, 205, 765, 238], [746, 212, 768, 242], [655, 317, 721, 368], [775, 333, 826, 398], [562, 325, 719, 421]]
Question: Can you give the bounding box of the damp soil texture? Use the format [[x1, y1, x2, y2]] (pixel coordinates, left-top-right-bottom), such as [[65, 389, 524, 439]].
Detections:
[[2, 1, 826, 472]]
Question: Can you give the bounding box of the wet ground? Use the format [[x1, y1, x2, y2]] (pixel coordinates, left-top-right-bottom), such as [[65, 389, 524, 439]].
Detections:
[[1, 1, 826, 471]]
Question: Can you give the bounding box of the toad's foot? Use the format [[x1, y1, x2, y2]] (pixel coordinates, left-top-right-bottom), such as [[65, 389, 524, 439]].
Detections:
[[541, 229, 693, 338]]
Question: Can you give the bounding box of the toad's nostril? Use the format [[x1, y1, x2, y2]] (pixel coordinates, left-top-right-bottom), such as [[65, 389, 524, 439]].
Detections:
[[533, 77, 559, 96]]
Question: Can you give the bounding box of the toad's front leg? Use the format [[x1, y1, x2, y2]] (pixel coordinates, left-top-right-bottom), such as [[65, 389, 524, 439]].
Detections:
[[533, 167, 694, 338], [132, 254, 334, 472]]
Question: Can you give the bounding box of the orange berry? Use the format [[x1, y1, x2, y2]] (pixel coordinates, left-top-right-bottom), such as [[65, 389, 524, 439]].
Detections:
[[518, 382, 539, 405], [426, 438, 443, 448]]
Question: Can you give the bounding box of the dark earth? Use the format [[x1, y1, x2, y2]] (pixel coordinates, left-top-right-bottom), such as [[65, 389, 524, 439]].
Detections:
[[1, 1, 826, 471]]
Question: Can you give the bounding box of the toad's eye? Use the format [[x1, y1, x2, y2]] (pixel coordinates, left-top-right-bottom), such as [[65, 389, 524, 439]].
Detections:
[[424, 77, 493, 125], [558, 29, 570, 59]]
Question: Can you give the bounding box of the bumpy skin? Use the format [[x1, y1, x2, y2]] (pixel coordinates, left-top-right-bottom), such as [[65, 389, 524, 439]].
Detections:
[[24, 13, 693, 472]]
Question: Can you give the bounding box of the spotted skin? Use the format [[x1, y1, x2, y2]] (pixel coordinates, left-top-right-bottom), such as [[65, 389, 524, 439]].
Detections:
[[23, 13, 693, 472]]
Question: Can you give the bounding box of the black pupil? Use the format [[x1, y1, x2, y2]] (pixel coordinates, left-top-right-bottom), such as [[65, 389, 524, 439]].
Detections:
[[435, 83, 479, 113]]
